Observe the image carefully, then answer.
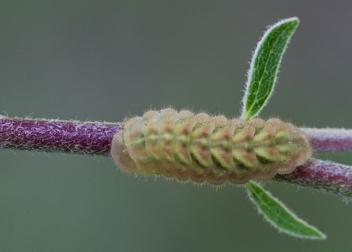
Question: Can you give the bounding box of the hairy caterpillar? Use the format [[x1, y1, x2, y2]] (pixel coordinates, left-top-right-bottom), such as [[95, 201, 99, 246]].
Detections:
[[111, 108, 312, 185]]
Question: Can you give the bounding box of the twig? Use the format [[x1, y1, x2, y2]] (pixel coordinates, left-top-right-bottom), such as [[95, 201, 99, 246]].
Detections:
[[1, 116, 352, 197], [0, 116, 122, 155], [302, 127, 352, 151], [275, 158, 352, 198]]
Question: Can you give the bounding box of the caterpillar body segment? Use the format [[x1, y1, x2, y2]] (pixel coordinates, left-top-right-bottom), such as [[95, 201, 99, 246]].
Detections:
[[111, 109, 312, 185]]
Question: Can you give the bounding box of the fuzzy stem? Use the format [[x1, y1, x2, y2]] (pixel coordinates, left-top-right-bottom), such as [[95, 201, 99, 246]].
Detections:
[[0, 116, 122, 155], [1, 117, 352, 197], [275, 159, 352, 198], [301, 127, 352, 151]]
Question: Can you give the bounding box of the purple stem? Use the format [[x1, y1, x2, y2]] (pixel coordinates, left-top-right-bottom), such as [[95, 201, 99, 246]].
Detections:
[[0, 116, 122, 155], [275, 159, 352, 198], [1, 117, 352, 197], [302, 127, 352, 151]]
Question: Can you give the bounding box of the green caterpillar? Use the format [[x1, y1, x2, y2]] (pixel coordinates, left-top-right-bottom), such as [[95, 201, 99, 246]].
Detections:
[[111, 108, 312, 185]]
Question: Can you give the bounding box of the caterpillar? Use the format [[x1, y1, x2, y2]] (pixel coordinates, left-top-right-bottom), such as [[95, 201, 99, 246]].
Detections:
[[111, 108, 312, 185]]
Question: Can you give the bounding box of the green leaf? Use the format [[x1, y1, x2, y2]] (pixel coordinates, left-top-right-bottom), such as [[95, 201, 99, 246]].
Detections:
[[246, 181, 326, 240], [242, 17, 299, 121]]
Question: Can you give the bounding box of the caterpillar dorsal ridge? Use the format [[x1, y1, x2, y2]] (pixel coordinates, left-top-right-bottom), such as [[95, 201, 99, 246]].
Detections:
[[111, 108, 312, 185]]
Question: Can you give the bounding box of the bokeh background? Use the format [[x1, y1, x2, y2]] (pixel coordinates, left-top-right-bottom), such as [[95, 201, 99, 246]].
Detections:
[[1, 1, 352, 251]]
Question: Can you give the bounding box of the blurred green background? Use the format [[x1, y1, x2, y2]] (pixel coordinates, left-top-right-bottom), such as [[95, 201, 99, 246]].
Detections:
[[1, 1, 352, 251]]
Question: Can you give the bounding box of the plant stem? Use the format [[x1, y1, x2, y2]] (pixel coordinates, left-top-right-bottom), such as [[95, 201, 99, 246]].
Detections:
[[0, 116, 122, 155], [275, 159, 352, 198], [302, 127, 352, 151], [1, 116, 352, 197]]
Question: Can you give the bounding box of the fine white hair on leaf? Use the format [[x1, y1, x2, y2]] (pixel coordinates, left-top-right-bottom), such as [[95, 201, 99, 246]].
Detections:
[[246, 181, 327, 240], [241, 17, 299, 120]]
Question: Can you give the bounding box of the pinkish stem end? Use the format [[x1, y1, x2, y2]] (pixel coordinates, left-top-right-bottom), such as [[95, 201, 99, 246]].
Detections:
[[302, 127, 352, 151]]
